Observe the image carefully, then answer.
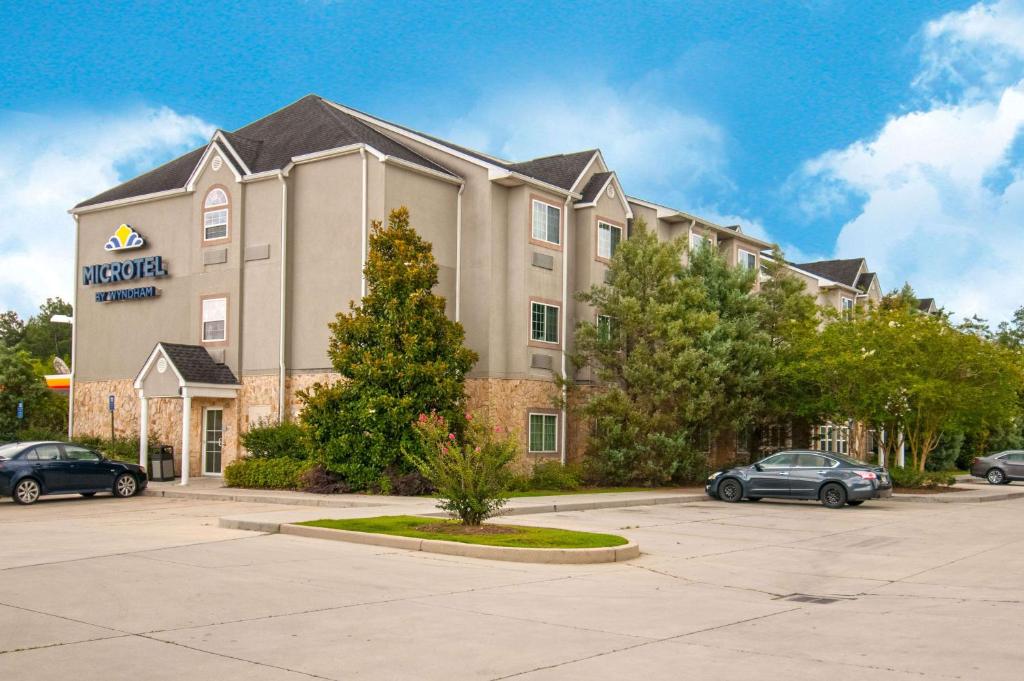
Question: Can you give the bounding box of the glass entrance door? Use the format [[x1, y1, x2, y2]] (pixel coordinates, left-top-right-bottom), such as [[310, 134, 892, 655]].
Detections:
[[202, 408, 223, 475]]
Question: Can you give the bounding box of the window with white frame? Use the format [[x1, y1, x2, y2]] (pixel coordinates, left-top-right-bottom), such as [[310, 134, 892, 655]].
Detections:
[[531, 199, 561, 245], [203, 188, 229, 241], [813, 423, 850, 454], [202, 297, 227, 342], [597, 221, 622, 260], [528, 413, 558, 453], [690, 231, 711, 252], [841, 297, 854, 318], [531, 302, 559, 343], [738, 249, 757, 270]]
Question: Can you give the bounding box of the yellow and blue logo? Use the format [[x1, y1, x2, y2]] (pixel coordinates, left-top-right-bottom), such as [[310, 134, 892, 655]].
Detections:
[[104, 224, 145, 251]]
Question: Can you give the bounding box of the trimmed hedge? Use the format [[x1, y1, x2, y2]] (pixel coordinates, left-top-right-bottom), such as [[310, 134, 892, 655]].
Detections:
[[224, 457, 314, 490], [888, 466, 956, 488], [239, 420, 310, 459]]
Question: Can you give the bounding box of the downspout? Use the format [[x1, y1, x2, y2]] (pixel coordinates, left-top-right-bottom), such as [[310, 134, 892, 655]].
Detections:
[[455, 183, 465, 321], [68, 213, 79, 439], [360, 147, 368, 298], [277, 172, 288, 422], [560, 194, 572, 465]]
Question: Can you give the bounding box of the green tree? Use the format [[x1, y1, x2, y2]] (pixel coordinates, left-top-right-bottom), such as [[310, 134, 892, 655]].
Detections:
[[19, 298, 72, 365], [0, 346, 52, 440], [566, 219, 718, 485], [996, 306, 1024, 349], [0, 310, 25, 349], [299, 207, 478, 490], [686, 242, 773, 450], [808, 301, 1023, 470]]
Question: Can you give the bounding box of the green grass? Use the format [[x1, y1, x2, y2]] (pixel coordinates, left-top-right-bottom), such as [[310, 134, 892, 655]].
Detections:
[[298, 515, 629, 549]]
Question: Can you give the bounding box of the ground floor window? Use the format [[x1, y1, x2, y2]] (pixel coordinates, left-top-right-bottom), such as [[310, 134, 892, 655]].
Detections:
[[812, 422, 850, 454], [528, 412, 558, 453]]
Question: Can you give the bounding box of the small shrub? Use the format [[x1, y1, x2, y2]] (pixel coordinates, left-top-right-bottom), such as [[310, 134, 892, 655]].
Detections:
[[240, 420, 309, 459], [510, 460, 582, 492], [298, 464, 351, 494], [72, 434, 157, 462], [889, 466, 955, 488], [224, 457, 313, 490], [386, 469, 435, 496], [407, 411, 518, 525]]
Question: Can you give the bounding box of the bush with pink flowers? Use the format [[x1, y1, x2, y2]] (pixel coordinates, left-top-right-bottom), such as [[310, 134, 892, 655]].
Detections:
[[408, 411, 519, 525]]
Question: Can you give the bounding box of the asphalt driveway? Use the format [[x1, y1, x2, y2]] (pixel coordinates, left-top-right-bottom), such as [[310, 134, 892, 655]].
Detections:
[[1, 494, 1022, 679]]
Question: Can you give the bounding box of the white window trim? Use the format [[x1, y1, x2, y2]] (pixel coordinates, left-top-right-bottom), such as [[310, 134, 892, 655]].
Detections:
[[530, 301, 560, 344], [738, 248, 757, 270], [531, 199, 561, 246], [597, 221, 622, 260], [527, 412, 559, 453], [203, 188, 230, 242], [690, 231, 713, 252], [202, 297, 227, 343]]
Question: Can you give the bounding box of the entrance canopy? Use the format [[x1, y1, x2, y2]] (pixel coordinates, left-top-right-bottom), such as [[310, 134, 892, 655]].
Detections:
[[133, 342, 241, 484]]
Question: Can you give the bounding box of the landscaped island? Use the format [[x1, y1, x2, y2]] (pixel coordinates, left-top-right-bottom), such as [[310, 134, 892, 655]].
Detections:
[[298, 515, 629, 549]]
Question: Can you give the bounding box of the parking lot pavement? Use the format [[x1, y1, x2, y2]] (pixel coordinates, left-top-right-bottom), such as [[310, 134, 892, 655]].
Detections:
[[2, 495, 1023, 680]]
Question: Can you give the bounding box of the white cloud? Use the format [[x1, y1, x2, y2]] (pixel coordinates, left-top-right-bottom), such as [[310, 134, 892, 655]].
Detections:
[[444, 80, 731, 202], [0, 107, 214, 316], [793, 1, 1024, 323]]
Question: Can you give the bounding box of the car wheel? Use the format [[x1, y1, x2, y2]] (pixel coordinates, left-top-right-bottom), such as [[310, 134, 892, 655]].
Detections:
[[820, 483, 847, 509], [718, 478, 743, 503], [113, 473, 138, 498], [80, 492, 96, 497], [847, 500, 865, 506], [747, 497, 762, 502], [986, 468, 1005, 485], [13, 478, 41, 505]]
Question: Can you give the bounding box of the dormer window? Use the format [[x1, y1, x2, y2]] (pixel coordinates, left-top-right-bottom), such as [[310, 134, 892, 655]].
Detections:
[[203, 187, 229, 241]]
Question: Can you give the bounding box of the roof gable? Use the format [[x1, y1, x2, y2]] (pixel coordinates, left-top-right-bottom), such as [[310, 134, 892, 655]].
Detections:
[[506, 150, 598, 191], [793, 258, 866, 287]]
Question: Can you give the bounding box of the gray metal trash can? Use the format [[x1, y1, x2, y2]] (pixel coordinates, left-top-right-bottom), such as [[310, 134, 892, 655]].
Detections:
[[148, 445, 175, 481]]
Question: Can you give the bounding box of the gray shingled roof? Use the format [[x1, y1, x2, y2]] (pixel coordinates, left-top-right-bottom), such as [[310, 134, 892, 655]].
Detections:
[[917, 297, 936, 312], [855, 271, 877, 292], [507, 150, 598, 190], [76, 95, 457, 208], [159, 343, 239, 385], [793, 258, 865, 287], [579, 171, 613, 203]]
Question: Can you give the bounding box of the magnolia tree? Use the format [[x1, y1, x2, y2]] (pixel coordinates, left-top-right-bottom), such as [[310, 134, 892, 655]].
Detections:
[[300, 207, 478, 490]]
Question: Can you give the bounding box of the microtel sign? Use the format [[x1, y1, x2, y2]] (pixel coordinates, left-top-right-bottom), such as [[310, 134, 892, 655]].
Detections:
[[83, 225, 168, 303]]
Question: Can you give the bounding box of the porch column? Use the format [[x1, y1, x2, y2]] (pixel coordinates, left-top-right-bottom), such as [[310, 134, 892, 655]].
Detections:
[[180, 392, 192, 486], [138, 393, 149, 469], [897, 430, 906, 468]]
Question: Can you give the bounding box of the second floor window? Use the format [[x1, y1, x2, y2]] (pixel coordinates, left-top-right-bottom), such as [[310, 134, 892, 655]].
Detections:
[[738, 249, 757, 270], [597, 314, 617, 342], [597, 221, 622, 260], [531, 302, 559, 344], [204, 188, 229, 241], [202, 297, 227, 342], [841, 297, 854, 317], [532, 199, 561, 245], [690, 232, 711, 252]]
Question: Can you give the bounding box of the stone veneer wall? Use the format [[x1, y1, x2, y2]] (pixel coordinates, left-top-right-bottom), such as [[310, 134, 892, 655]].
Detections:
[[466, 378, 570, 471], [74, 379, 239, 477]]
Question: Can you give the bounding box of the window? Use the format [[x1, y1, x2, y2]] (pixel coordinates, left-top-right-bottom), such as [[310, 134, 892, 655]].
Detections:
[[738, 249, 757, 270], [597, 314, 617, 342], [841, 297, 855, 318], [28, 444, 61, 461], [813, 423, 850, 454], [795, 453, 835, 468], [203, 187, 229, 241], [531, 199, 561, 245], [202, 297, 227, 342], [690, 232, 711, 252], [597, 221, 622, 260], [761, 453, 799, 468], [531, 302, 559, 344], [63, 446, 100, 461], [529, 413, 558, 453]]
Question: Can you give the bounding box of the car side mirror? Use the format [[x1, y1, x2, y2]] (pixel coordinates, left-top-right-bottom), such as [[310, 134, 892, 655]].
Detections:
[[754, 463, 764, 472]]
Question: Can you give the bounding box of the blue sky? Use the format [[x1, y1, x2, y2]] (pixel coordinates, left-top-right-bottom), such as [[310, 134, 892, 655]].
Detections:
[[2, 0, 1023, 321]]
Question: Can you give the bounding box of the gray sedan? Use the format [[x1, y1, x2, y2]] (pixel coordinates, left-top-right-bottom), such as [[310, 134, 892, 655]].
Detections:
[[971, 451, 1024, 485]]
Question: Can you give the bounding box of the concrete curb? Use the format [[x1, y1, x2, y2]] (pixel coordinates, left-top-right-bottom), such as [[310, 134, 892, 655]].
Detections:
[[889, 489, 1024, 504], [144, 487, 385, 509], [277, 523, 639, 564]]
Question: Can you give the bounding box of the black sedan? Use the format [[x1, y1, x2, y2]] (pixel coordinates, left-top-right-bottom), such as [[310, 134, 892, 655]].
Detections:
[[706, 450, 892, 509], [0, 441, 147, 505]]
